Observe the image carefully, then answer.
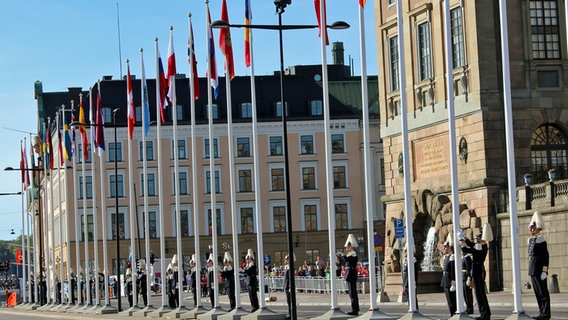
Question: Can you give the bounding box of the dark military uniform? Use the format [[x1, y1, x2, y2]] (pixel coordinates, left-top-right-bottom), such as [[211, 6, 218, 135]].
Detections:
[[528, 234, 550, 320], [243, 261, 259, 311], [441, 252, 456, 316], [344, 250, 359, 315], [462, 254, 474, 314], [221, 265, 235, 310], [207, 266, 215, 307], [462, 239, 491, 320]]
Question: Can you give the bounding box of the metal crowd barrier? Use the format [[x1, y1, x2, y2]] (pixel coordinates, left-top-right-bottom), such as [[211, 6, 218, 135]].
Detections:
[[264, 276, 376, 294]]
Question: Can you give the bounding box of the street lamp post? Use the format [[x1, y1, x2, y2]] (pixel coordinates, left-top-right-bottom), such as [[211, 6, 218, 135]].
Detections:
[[212, 5, 348, 318]]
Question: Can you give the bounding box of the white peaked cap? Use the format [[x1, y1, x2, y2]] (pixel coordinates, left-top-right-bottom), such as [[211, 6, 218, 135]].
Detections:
[[481, 223, 494, 242], [207, 255, 214, 263], [344, 234, 358, 248], [284, 253, 296, 262], [224, 252, 233, 263], [126, 268, 132, 276], [171, 254, 178, 266], [246, 248, 255, 260], [444, 233, 454, 247], [139, 259, 146, 269], [529, 211, 544, 229], [167, 263, 172, 272], [190, 254, 196, 264]]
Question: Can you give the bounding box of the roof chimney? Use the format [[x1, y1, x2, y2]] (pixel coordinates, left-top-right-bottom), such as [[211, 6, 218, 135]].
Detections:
[[332, 41, 344, 65]]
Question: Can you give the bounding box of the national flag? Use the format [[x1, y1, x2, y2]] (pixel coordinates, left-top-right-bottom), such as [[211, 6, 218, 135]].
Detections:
[[57, 118, 64, 166], [188, 17, 200, 100], [219, 0, 235, 80], [141, 51, 150, 136], [46, 123, 54, 170], [207, 6, 219, 99], [244, 0, 252, 67], [127, 61, 135, 140], [166, 29, 177, 104], [79, 94, 89, 161], [156, 44, 168, 123], [70, 100, 76, 155], [30, 139, 36, 188], [359, 0, 366, 7], [314, 0, 329, 45], [63, 123, 73, 161], [20, 144, 27, 191], [95, 82, 106, 155]]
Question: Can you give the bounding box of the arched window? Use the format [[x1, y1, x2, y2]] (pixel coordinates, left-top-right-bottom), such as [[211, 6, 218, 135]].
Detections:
[[530, 124, 568, 182]]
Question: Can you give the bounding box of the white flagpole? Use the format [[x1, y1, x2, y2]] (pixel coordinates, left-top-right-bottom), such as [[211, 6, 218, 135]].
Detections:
[[168, 27, 184, 309], [29, 138, 38, 305], [205, 2, 219, 310], [126, 59, 138, 308], [64, 102, 73, 307], [499, 0, 524, 314], [57, 107, 65, 306], [154, 38, 167, 308], [188, 14, 202, 307], [396, 0, 417, 313], [358, 2, 379, 311], [49, 117, 56, 305], [81, 117, 91, 306], [140, 48, 152, 308], [90, 124, 100, 307], [27, 200, 33, 303], [319, 0, 338, 309], [443, 0, 465, 314], [43, 120, 51, 305], [99, 136, 110, 307], [72, 115, 81, 306]]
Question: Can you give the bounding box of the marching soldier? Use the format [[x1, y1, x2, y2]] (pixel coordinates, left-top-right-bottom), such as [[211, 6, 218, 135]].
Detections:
[[242, 249, 259, 312], [344, 234, 359, 316], [440, 237, 456, 317], [528, 211, 551, 320], [220, 252, 236, 310]]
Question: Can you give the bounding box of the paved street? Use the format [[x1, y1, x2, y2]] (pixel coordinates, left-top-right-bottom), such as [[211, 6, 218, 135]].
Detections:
[[1, 290, 567, 319]]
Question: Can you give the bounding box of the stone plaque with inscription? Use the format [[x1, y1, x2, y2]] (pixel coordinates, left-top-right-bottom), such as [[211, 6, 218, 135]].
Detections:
[[413, 135, 450, 180]]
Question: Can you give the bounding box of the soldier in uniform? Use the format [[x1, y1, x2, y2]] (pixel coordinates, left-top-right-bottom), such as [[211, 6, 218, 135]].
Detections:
[[440, 238, 456, 317], [459, 223, 492, 320], [137, 259, 148, 307], [171, 255, 180, 308], [344, 234, 359, 316], [242, 249, 259, 312], [166, 264, 177, 308], [189, 255, 197, 307], [283, 253, 295, 317], [125, 268, 133, 308], [528, 211, 550, 320], [462, 252, 474, 314], [401, 242, 419, 309], [206, 256, 215, 307], [220, 252, 236, 310]]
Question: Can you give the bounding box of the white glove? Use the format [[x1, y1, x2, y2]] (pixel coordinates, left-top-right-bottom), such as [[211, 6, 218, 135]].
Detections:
[[457, 230, 466, 241], [466, 278, 471, 287], [450, 285, 456, 292], [540, 272, 547, 281]]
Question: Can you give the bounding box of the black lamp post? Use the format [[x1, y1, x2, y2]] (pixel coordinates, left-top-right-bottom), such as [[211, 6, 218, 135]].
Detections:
[[212, 5, 348, 319], [4, 168, 44, 305]]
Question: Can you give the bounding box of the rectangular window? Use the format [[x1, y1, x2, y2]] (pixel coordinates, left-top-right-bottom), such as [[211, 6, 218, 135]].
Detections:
[[302, 167, 316, 190], [300, 135, 314, 154], [304, 204, 318, 231], [110, 174, 124, 197], [142, 211, 158, 239], [171, 140, 187, 160], [80, 214, 94, 242], [111, 212, 125, 240], [76, 144, 92, 164], [241, 103, 252, 118], [310, 100, 323, 116], [530, 0, 561, 59], [207, 208, 222, 235], [239, 169, 253, 192], [269, 136, 283, 156], [451, 7, 466, 68], [204, 138, 219, 158], [141, 173, 156, 196], [135, 106, 142, 123], [333, 166, 347, 189], [173, 172, 188, 195], [139, 141, 154, 161], [417, 22, 433, 81], [79, 176, 93, 199], [335, 203, 348, 230], [331, 134, 345, 153], [176, 104, 184, 121], [103, 107, 112, 124], [109, 142, 122, 162], [389, 35, 400, 92], [237, 137, 251, 157], [205, 104, 219, 120], [275, 101, 288, 117], [180, 209, 190, 237], [271, 168, 285, 191], [240, 207, 254, 234], [273, 206, 286, 232], [206, 170, 220, 194], [305, 249, 320, 265]]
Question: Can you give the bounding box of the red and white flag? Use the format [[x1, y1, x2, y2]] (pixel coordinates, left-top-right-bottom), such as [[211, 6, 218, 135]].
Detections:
[[127, 61, 135, 140]]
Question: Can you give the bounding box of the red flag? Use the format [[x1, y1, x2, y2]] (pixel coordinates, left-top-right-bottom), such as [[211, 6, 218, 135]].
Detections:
[[47, 124, 54, 170], [167, 28, 177, 104], [16, 249, 22, 265], [359, 0, 366, 7], [207, 6, 219, 98], [57, 120, 64, 166], [20, 144, 27, 191], [156, 44, 167, 122], [78, 94, 89, 161], [219, 0, 235, 80], [244, 0, 252, 67], [95, 83, 105, 155], [126, 61, 135, 140], [188, 17, 200, 100], [314, 0, 329, 45]]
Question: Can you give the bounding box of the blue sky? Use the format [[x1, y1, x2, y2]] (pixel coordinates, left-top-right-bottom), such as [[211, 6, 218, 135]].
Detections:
[[0, 0, 377, 240]]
